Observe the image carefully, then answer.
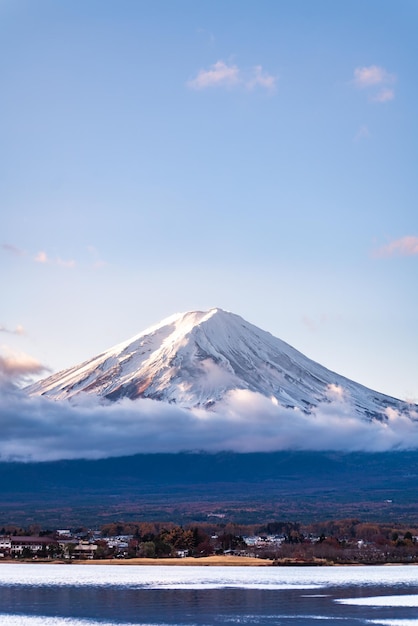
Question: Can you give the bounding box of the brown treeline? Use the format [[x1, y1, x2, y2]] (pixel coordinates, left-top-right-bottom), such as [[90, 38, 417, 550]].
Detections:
[[3, 519, 418, 564]]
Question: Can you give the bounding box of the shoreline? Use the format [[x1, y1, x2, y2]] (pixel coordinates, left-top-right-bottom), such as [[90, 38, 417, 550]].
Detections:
[[2, 556, 416, 566], [79, 555, 274, 566], [1, 555, 273, 567]]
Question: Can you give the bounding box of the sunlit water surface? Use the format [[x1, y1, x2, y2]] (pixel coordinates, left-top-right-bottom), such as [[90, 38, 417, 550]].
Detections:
[[0, 563, 418, 625]]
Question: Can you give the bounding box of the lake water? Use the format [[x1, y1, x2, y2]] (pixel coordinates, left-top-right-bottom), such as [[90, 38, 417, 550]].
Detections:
[[0, 563, 417, 625]]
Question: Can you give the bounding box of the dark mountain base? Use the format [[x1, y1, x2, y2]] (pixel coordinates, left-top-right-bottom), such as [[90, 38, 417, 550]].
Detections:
[[1, 451, 418, 527]]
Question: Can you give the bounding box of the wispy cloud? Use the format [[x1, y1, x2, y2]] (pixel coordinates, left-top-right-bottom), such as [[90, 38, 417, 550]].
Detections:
[[57, 257, 76, 268], [353, 65, 394, 88], [0, 349, 49, 384], [0, 386, 416, 461], [247, 65, 277, 91], [373, 236, 418, 258], [34, 250, 48, 263], [2, 243, 25, 256], [302, 313, 342, 332], [302, 313, 329, 332], [34, 251, 75, 267], [354, 125, 371, 142], [372, 88, 395, 103], [352, 65, 396, 103], [87, 245, 107, 269], [196, 28, 215, 45], [3, 244, 76, 268], [0, 324, 25, 336], [188, 60, 240, 89], [188, 60, 277, 92]]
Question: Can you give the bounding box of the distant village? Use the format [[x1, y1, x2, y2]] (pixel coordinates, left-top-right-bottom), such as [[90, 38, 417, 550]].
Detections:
[[1, 519, 418, 564]]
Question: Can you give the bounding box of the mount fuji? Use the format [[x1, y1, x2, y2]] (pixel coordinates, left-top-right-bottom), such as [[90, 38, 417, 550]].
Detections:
[[27, 308, 414, 422]]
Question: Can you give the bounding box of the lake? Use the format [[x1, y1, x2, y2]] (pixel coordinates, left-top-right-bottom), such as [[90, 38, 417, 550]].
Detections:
[[0, 563, 417, 625]]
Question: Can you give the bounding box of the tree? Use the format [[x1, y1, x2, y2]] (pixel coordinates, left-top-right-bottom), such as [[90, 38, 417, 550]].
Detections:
[[138, 541, 156, 558]]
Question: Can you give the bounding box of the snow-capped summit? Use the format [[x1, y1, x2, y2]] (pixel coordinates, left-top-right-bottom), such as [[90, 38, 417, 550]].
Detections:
[[26, 308, 414, 420]]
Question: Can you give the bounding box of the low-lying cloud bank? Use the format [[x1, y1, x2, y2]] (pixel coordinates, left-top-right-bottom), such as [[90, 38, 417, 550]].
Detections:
[[0, 385, 418, 462]]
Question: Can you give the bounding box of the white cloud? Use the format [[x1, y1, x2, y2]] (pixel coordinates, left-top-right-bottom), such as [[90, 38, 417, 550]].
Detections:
[[0, 386, 417, 462], [353, 65, 394, 87], [326, 383, 346, 401], [5, 243, 76, 268], [2, 243, 25, 256], [373, 88, 395, 103], [352, 65, 396, 103], [0, 324, 25, 336], [188, 60, 276, 91], [302, 313, 329, 332], [0, 349, 49, 383], [34, 250, 76, 267], [188, 61, 240, 89], [354, 125, 371, 142], [34, 250, 48, 263], [373, 236, 418, 258], [87, 245, 107, 269], [57, 258, 76, 268], [247, 65, 277, 91]]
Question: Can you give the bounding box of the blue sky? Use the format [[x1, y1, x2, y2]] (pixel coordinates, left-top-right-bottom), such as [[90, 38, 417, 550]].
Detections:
[[1, 0, 417, 402]]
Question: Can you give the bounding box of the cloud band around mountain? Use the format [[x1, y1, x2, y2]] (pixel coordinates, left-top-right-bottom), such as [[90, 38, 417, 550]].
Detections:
[[0, 385, 417, 462]]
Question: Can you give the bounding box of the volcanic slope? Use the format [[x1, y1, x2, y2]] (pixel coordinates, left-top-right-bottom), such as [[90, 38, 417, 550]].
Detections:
[[27, 308, 414, 420]]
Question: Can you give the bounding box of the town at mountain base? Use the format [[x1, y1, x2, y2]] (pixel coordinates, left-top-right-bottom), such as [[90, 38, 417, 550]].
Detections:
[[2, 517, 418, 566]]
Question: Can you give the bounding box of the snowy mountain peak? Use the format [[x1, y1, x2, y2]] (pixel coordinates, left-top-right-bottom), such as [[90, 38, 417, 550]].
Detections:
[[26, 309, 415, 421]]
